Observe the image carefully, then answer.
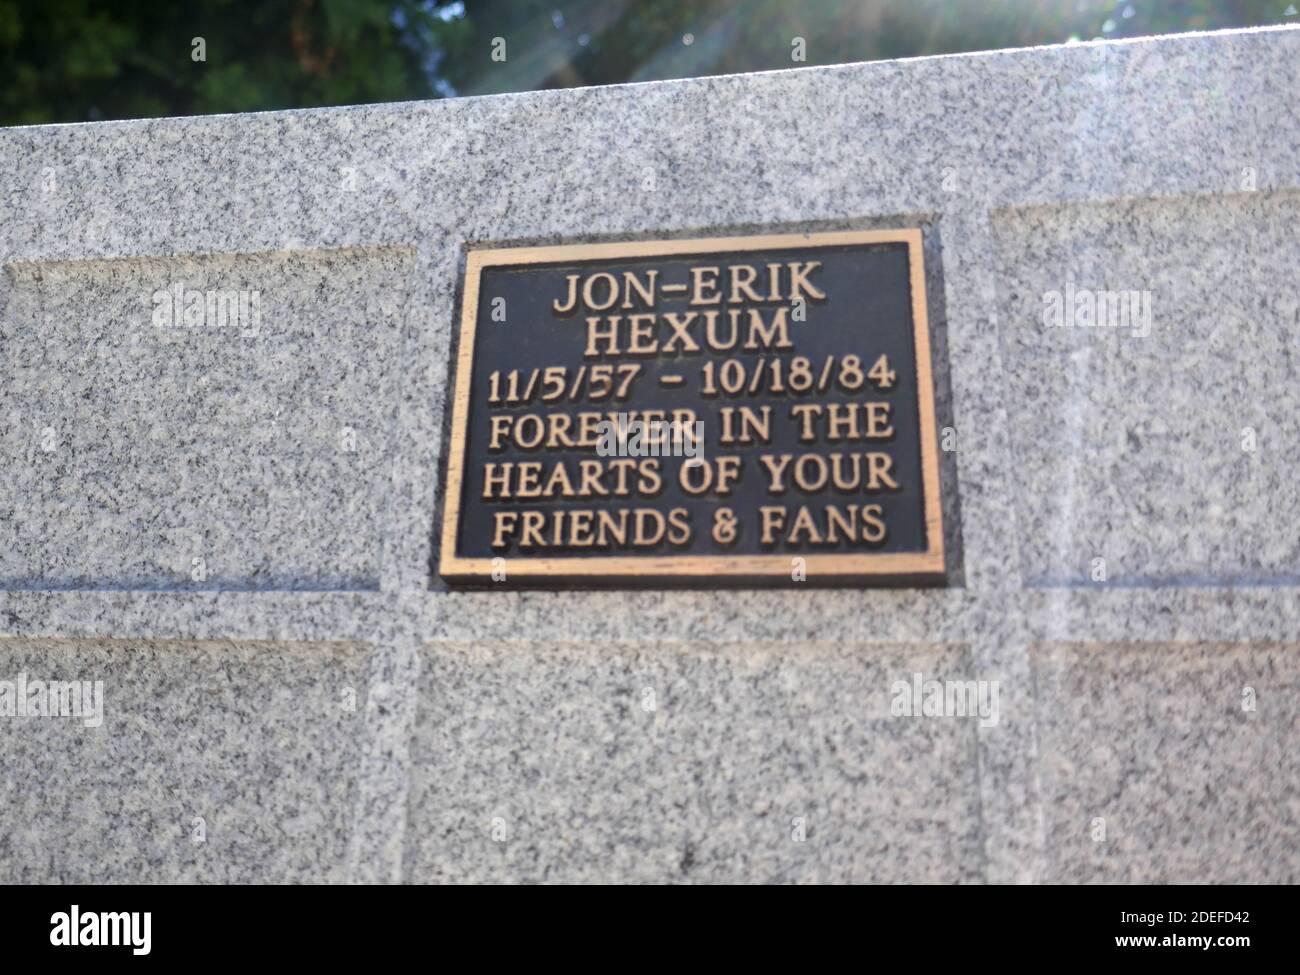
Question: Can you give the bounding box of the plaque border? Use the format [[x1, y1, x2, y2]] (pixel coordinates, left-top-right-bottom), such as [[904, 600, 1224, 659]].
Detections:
[[439, 229, 944, 582]]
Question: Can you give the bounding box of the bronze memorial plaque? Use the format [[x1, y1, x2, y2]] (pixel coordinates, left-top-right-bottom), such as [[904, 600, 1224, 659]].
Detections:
[[439, 229, 943, 584]]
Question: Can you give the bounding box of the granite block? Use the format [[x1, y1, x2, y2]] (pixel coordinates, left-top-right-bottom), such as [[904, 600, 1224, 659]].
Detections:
[[994, 191, 1300, 586], [0, 247, 415, 590], [0, 638, 369, 883], [405, 641, 985, 884], [1033, 641, 1300, 883]]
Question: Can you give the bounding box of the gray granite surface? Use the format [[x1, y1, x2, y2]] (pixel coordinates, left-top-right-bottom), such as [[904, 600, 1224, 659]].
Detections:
[[1, 25, 1298, 883], [408, 641, 984, 883], [0, 638, 368, 883], [995, 192, 1300, 586], [2, 249, 413, 591], [1034, 642, 1300, 883]]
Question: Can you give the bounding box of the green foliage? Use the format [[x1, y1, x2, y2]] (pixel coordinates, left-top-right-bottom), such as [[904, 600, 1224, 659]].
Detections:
[[0, 0, 466, 125], [0, 0, 1291, 125]]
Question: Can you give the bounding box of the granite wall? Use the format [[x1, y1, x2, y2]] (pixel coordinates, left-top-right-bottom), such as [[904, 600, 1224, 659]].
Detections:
[[2, 26, 1297, 883]]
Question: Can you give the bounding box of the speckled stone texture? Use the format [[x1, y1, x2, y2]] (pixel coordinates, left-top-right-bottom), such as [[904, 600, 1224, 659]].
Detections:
[[2, 248, 413, 590], [994, 193, 1300, 586], [1, 26, 1298, 884], [1034, 642, 1300, 883], [407, 642, 983, 883], [0, 639, 368, 883]]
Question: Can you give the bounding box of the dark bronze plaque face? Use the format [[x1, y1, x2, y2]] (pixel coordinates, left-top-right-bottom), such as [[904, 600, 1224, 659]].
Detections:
[[440, 230, 943, 584]]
